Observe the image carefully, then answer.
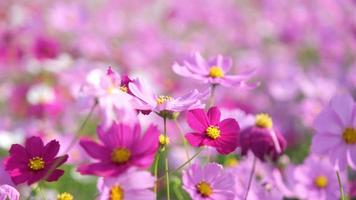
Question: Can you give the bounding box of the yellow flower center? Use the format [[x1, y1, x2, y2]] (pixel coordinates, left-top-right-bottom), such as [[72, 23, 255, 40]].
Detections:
[[119, 86, 128, 93], [159, 134, 170, 146], [57, 192, 74, 200], [28, 156, 45, 171], [206, 126, 221, 140], [110, 185, 124, 200], [156, 95, 173, 105], [255, 113, 273, 128], [209, 66, 224, 78], [196, 181, 213, 197], [224, 157, 239, 167], [314, 175, 328, 188], [111, 148, 131, 164], [342, 127, 356, 144]]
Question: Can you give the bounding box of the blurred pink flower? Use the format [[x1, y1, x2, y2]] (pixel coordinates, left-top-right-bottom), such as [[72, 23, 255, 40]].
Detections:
[[182, 163, 235, 200], [185, 107, 239, 154], [78, 122, 159, 177], [173, 52, 256, 88], [32, 36, 60, 60], [311, 93, 356, 170], [0, 184, 19, 200], [97, 168, 155, 200], [4, 136, 68, 185]]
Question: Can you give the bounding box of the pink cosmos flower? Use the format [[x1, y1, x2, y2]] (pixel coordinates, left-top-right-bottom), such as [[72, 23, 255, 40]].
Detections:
[[274, 155, 343, 200], [0, 184, 19, 200], [97, 168, 155, 200], [128, 79, 208, 114], [185, 107, 239, 154], [182, 163, 235, 200], [3, 136, 68, 185], [240, 113, 286, 161], [32, 36, 60, 60], [173, 52, 256, 87], [311, 93, 356, 170], [78, 122, 159, 177], [80, 67, 136, 128]]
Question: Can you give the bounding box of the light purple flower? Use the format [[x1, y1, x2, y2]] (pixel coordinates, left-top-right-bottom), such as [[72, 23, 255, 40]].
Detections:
[[0, 185, 19, 200], [274, 155, 343, 200], [97, 169, 155, 200], [182, 163, 235, 200], [173, 52, 256, 88], [311, 92, 356, 170], [128, 79, 208, 114]]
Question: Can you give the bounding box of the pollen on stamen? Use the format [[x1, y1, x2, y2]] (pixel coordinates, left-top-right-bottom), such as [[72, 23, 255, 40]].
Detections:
[[111, 148, 131, 164], [57, 192, 74, 200], [28, 156, 45, 171], [206, 126, 221, 139], [342, 127, 356, 144], [110, 185, 124, 200], [156, 95, 173, 105], [196, 181, 213, 197], [209, 66, 224, 78], [255, 113, 273, 128]]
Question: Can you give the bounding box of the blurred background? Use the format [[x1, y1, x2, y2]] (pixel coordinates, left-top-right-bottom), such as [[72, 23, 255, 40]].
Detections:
[[0, 0, 355, 199]]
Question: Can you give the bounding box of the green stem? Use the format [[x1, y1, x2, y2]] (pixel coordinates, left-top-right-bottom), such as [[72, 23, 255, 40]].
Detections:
[[163, 117, 171, 200], [336, 171, 346, 200], [244, 156, 257, 200], [206, 84, 217, 109], [153, 152, 160, 197]]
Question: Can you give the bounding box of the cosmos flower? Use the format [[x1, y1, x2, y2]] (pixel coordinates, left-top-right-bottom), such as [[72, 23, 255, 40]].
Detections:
[[80, 67, 137, 128], [32, 36, 60, 60], [240, 113, 286, 161], [311, 93, 356, 170], [185, 106, 239, 154], [274, 155, 343, 200], [173, 52, 256, 88], [97, 169, 155, 200], [0, 184, 19, 200], [128, 79, 208, 115], [3, 136, 68, 185], [78, 122, 159, 177], [182, 163, 235, 200]]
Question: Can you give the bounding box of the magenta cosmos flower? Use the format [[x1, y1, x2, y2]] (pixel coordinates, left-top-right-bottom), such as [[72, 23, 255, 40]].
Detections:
[[173, 52, 256, 88], [97, 169, 155, 200], [185, 107, 239, 154], [274, 155, 343, 200], [240, 113, 286, 161], [128, 79, 208, 114], [3, 136, 68, 185], [0, 184, 19, 200], [78, 122, 159, 177], [311, 93, 356, 170], [182, 163, 235, 200]]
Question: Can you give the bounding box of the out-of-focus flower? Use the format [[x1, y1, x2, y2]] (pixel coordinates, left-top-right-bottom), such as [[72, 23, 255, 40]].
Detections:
[[0, 184, 19, 200], [78, 122, 159, 177], [97, 169, 155, 200], [32, 36, 60, 61], [4, 136, 68, 185], [185, 107, 239, 154], [173, 52, 256, 88], [80, 67, 136, 128], [274, 155, 343, 200], [240, 113, 287, 161], [57, 192, 73, 200], [129, 78, 208, 115], [350, 180, 356, 198], [311, 93, 356, 170], [182, 163, 235, 200]]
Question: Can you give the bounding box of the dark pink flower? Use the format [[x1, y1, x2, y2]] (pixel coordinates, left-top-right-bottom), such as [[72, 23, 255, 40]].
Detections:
[[32, 36, 60, 60], [78, 122, 159, 177], [240, 114, 287, 161], [185, 107, 240, 154], [3, 136, 68, 185]]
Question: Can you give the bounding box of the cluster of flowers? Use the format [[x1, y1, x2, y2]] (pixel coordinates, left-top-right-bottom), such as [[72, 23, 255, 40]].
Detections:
[[0, 0, 356, 199]]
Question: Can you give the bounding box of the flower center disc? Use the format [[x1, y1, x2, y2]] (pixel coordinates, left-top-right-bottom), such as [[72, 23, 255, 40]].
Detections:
[[196, 181, 213, 197], [57, 192, 74, 200], [314, 175, 328, 188], [255, 113, 273, 128], [209, 66, 224, 78], [28, 156, 45, 171], [156, 95, 173, 105], [206, 126, 221, 140], [110, 185, 124, 200], [343, 127, 356, 144], [111, 148, 131, 164]]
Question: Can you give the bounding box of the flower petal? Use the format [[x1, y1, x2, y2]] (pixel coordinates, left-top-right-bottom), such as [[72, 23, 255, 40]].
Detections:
[[25, 137, 44, 157], [80, 138, 111, 160], [330, 93, 354, 126], [207, 107, 221, 125], [187, 109, 209, 132], [185, 133, 204, 147], [43, 140, 60, 161]]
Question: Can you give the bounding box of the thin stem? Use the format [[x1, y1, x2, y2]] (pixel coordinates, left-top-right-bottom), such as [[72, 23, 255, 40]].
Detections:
[[206, 84, 217, 109], [244, 156, 257, 200], [336, 171, 346, 200], [163, 117, 171, 200], [153, 152, 160, 195], [174, 120, 190, 162]]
